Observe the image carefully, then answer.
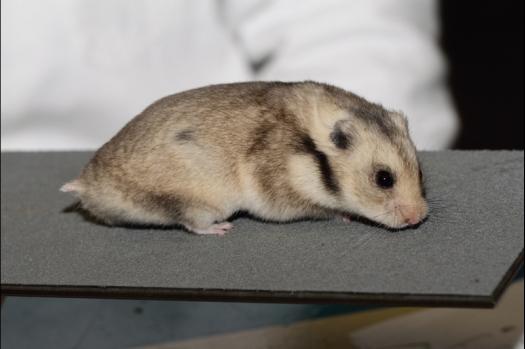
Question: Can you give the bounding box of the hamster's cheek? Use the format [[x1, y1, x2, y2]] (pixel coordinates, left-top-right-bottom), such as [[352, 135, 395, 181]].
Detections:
[[350, 196, 406, 228], [365, 204, 397, 228]]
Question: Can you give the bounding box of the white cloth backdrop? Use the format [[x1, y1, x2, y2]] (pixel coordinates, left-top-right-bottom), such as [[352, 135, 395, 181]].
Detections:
[[1, 0, 459, 150]]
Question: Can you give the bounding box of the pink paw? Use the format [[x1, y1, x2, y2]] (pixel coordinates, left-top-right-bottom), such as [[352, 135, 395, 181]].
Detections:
[[342, 214, 352, 223], [193, 222, 234, 235]]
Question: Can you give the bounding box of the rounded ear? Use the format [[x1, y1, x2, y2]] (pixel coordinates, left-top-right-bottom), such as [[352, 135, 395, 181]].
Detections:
[[329, 120, 354, 150], [390, 111, 409, 131]]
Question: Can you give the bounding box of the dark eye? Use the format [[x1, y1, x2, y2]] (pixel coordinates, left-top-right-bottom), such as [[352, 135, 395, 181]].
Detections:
[[376, 171, 394, 189]]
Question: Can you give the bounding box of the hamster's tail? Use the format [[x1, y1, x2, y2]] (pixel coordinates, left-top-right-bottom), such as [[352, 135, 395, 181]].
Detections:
[[60, 180, 84, 195]]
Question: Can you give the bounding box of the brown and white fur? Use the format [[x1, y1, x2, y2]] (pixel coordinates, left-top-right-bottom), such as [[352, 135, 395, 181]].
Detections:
[[61, 81, 428, 235]]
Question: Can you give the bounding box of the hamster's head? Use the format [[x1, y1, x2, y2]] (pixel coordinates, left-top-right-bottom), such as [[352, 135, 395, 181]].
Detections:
[[329, 107, 428, 229]]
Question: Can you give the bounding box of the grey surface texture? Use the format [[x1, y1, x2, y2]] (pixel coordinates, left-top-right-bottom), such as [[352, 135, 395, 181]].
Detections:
[[1, 151, 524, 307]]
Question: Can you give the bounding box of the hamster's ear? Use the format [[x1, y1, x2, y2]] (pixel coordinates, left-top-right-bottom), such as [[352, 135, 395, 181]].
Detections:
[[329, 120, 354, 150], [390, 111, 409, 131]]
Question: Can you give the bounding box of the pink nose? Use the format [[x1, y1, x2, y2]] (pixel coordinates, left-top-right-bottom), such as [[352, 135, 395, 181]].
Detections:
[[404, 212, 421, 225]]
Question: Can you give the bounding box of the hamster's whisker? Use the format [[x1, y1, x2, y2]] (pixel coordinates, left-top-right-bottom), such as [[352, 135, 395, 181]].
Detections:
[[370, 211, 393, 221]]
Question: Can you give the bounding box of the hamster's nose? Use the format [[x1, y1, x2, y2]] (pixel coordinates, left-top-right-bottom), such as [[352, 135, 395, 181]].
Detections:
[[394, 200, 428, 227], [403, 212, 421, 225]]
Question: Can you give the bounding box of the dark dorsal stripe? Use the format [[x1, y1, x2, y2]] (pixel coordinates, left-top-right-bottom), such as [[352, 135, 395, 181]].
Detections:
[[297, 134, 340, 195], [175, 129, 195, 142]]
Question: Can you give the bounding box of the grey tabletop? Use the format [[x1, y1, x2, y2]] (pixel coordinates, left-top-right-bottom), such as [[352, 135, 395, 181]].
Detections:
[[1, 151, 523, 308]]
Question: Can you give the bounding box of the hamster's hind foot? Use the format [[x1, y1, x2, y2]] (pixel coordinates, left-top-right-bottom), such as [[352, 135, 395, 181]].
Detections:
[[191, 222, 234, 235]]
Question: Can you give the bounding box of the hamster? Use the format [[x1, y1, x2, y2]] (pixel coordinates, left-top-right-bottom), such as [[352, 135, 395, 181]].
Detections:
[[61, 81, 428, 235]]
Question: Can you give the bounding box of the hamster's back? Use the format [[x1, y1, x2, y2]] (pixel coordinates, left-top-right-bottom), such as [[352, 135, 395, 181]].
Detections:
[[65, 81, 333, 227]]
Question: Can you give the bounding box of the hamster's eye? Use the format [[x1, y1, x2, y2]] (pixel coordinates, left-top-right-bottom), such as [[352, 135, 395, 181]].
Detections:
[[376, 171, 394, 189]]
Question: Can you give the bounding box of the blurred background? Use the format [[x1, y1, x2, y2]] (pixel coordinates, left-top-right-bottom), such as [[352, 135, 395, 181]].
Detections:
[[1, 1, 524, 348], [2, 2, 523, 151], [441, 1, 523, 150]]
